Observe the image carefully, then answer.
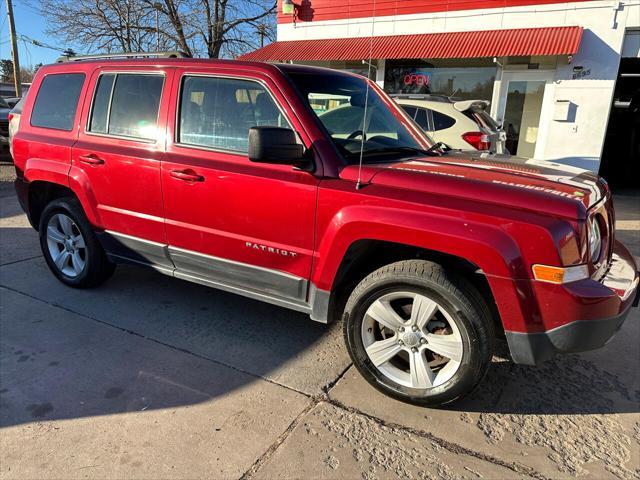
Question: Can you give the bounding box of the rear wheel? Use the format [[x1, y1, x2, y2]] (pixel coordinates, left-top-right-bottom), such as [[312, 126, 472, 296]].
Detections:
[[39, 198, 115, 288], [343, 260, 493, 406]]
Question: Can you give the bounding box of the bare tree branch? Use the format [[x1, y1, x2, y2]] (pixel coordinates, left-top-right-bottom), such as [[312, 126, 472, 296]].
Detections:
[[37, 0, 275, 58]]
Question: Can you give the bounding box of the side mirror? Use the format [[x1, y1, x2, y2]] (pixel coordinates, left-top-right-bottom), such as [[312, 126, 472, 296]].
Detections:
[[248, 127, 305, 165]]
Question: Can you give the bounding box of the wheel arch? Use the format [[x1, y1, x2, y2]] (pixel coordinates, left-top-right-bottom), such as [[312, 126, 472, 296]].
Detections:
[[322, 239, 503, 337], [27, 181, 79, 230]]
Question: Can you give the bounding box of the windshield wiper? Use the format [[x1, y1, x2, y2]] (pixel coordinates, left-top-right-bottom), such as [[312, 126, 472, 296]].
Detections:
[[425, 142, 451, 155]]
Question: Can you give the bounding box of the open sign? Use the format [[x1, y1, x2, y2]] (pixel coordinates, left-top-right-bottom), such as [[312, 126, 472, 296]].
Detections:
[[404, 74, 430, 86]]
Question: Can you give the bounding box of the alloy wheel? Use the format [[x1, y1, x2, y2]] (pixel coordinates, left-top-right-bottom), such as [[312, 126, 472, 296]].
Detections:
[[46, 213, 87, 278], [361, 291, 464, 389]]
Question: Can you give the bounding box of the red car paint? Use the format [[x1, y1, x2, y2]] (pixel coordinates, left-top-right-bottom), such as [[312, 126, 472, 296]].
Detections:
[[11, 58, 638, 365]]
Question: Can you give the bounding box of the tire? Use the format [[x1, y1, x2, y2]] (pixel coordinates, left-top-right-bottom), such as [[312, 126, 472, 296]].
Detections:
[[343, 259, 494, 406], [39, 197, 115, 288]]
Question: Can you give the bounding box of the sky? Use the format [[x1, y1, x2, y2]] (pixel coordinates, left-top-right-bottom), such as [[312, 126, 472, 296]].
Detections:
[[1, 0, 63, 69]]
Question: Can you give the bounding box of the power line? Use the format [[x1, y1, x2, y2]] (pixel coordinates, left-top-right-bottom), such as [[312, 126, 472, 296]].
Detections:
[[19, 34, 67, 53]]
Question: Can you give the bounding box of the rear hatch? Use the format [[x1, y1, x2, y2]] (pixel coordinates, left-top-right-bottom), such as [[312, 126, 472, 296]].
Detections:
[[453, 100, 506, 154]]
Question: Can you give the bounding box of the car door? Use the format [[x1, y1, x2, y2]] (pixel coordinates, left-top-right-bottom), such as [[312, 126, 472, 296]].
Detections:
[[71, 67, 173, 269], [162, 68, 319, 307]]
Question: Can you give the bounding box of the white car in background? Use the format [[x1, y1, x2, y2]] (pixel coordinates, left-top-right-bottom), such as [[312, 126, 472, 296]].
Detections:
[[7, 96, 26, 159], [393, 94, 506, 153]]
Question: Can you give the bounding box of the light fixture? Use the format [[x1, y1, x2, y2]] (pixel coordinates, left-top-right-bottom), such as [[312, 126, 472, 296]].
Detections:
[[282, 0, 295, 15]]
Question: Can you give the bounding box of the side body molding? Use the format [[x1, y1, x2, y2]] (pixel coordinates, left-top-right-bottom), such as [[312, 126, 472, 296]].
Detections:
[[95, 231, 329, 321]]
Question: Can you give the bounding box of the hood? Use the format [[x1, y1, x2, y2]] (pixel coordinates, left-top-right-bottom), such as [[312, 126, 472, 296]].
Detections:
[[340, 151, 607, 219], [0, 107, 10, 120]]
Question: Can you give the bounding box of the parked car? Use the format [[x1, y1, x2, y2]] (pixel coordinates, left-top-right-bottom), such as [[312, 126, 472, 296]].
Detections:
[[3, 97, 20, 108], [0, 97, 11, 157], [393, 94, 506, 153], [12, 55, 638, 406], [7, 96, 25, 159]]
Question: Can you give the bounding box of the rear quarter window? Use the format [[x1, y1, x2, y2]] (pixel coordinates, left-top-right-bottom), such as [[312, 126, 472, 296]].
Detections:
[[432, 111, 456, 131], [30, 73, 85, 131]]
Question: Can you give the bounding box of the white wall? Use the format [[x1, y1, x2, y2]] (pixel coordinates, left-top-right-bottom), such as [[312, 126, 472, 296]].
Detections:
[[278, 0, 640, 171]]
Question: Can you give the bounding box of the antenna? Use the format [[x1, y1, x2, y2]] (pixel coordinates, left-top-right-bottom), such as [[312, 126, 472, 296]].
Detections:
[[355, 0, 377, 191]]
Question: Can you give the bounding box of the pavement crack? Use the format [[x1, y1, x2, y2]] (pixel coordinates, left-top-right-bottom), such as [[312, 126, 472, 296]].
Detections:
[[239, 397, 319, 480], [0, 254, 42, 267], [324, 397, 551, 480], [321, 362, 352, 395]]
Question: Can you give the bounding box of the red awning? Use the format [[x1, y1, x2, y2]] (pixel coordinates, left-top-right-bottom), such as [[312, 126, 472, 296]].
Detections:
[[239, 26, 583, 61]]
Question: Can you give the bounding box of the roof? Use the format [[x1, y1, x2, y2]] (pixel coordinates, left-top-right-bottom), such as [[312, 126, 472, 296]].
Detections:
[[238, 26, 583, 62]]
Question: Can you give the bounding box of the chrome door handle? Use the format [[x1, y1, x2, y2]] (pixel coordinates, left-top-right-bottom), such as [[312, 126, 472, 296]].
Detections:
[[170, 169, 205, 182]]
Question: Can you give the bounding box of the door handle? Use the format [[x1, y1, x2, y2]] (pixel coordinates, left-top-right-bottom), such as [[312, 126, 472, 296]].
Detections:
[[170, 169, 205, 182], [78, 154, 105, 165]]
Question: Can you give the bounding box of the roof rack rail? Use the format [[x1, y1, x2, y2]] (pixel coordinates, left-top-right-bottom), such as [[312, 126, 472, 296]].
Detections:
[[389, 93, 453, 103], [56, 51, 188, 63]]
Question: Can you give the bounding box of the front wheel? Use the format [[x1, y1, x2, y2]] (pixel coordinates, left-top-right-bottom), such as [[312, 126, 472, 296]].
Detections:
[[343, 260, 494, 406], [39, 197, 115, 288]]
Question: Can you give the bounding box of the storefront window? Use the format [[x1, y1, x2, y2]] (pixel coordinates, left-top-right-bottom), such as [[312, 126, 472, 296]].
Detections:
[[384, 59, 496, 100]]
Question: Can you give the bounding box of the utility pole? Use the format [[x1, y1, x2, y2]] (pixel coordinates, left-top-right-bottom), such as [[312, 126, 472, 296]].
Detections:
[[256, 24, 267, 48], [5, 0, 22, 97], [154, 3, 163, 52]]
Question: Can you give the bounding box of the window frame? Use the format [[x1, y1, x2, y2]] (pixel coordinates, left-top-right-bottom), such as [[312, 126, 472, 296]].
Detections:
[[174, 73, 295, 156], [29, 72, 86, 132], [85, 70, 166, 144]]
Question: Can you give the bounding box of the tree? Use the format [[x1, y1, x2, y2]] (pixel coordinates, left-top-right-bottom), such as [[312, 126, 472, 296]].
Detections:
[[1, 60, 40, 85], [37, 0, 276, 58], [0, 59, 14, 83]]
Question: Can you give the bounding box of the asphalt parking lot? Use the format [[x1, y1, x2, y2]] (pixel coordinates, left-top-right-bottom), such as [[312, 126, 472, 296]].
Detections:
[[0, 160, 638, 480]]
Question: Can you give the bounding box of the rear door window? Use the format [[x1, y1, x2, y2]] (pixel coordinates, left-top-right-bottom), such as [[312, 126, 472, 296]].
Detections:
[[400, 105, 417, 119], [432, 111, 456, 131], [31, 73, 85, 131], [178, 76, 291, 153], [414, 108, 431, 131], [88, 73, 164, 140]]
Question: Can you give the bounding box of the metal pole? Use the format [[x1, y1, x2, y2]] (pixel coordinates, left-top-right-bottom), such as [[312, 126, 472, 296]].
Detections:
[[155, 8, 160, 52], [5, 0, 22, 97]]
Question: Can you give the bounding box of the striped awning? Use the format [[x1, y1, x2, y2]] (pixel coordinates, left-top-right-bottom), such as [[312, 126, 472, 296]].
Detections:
[[239, 26, 583, 61]]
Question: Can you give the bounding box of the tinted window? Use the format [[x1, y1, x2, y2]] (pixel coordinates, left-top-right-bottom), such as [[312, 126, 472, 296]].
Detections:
[[88, 73, 163, 140], [432, 111, 456, 131], [415, 108, 430, 130], [31, 73, 85, 130], [400, 105, 417, 119], [88, 74, 115, 134], [179, 76, 291, 152]]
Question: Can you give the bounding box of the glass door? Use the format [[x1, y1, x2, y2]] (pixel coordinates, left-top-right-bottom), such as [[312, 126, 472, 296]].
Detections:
[[497, 71, 553, 158]]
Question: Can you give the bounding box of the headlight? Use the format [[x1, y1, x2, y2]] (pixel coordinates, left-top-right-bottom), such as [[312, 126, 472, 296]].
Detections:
[[588, 216, 603, 263]]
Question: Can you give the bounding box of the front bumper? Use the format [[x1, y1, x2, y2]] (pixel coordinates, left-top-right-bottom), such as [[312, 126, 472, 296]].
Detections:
[[505, 240, 639, 365]]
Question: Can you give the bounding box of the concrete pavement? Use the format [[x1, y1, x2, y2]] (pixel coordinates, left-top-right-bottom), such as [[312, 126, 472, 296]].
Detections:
[[1, 162, 638, 479]]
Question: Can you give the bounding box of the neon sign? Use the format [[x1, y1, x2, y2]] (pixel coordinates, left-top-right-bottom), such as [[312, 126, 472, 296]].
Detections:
[[403, 74, 430, 86]]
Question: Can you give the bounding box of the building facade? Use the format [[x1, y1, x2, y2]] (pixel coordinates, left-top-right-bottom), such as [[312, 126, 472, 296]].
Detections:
[[241, 0, 640, 177]]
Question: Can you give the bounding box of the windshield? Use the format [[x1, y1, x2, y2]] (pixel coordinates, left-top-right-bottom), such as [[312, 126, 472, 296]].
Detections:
[[286, 71, 433, 163], [0, 97, 9, 108]]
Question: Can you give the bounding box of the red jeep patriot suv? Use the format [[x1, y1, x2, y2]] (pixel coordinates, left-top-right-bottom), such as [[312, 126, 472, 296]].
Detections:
[[12, 53, 639, 406]]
